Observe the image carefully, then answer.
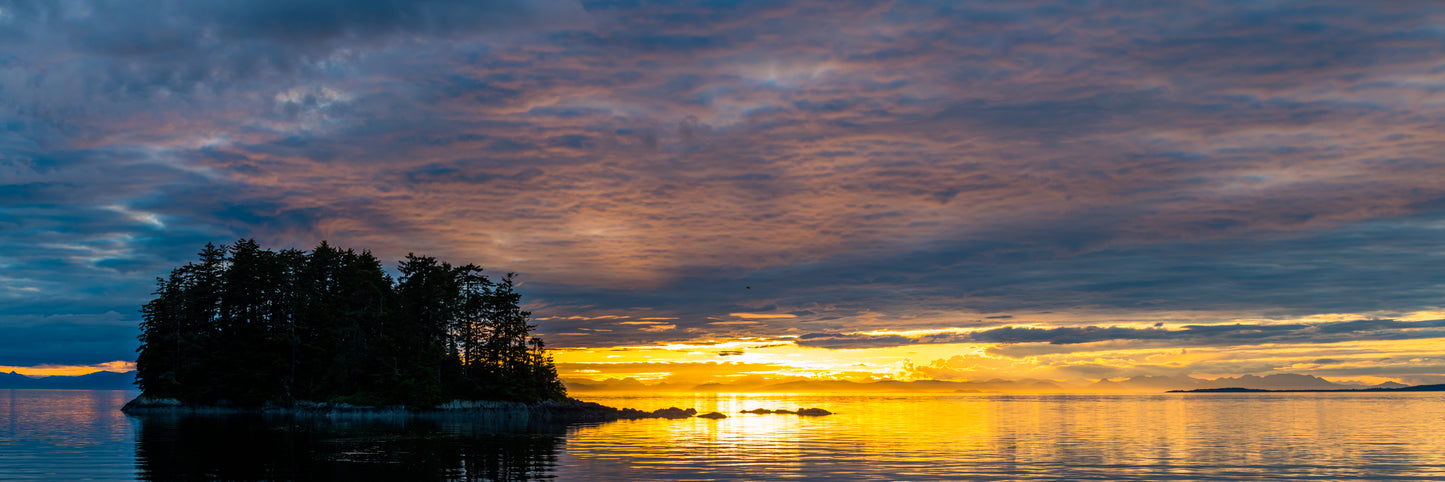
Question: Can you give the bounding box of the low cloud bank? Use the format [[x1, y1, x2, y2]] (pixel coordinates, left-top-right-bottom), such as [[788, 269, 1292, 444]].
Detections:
[[797, 318, 1445, 350]]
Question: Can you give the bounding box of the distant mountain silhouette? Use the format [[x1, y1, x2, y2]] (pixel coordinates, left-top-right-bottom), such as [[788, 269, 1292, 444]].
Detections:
[[1393, 383, 1445, 391], [1090, 373, 1404, 392], [0, 371, 32, 386], [1170, 383, 1445, 393], [0, 371, 137, 390]]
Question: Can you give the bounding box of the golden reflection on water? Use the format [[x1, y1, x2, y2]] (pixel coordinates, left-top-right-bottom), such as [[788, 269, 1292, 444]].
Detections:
[[561, 392, 1445, 480]]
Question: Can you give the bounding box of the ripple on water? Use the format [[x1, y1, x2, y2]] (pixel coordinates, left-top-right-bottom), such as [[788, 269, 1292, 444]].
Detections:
[[0, 389, 139, 481]]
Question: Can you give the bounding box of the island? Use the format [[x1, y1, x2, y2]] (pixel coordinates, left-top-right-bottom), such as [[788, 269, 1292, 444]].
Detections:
[[122, 240, 831, 422]]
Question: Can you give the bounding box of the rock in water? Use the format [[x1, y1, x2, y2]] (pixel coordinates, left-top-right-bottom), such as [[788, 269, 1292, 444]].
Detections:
[[652, 407, 698, 419], [698, 411, 727, 419], [738, 407, 831, 416]]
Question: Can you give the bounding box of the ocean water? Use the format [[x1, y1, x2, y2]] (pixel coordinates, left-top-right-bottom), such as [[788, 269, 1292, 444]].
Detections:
[[2, 389, 1444, 481]]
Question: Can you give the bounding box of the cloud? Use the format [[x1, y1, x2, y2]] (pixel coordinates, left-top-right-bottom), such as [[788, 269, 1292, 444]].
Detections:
[[2, 0, 586, 94], [795, 333, 916, 350], [555, 361, 789, 382], [0, 314, 140, 366], [795, 318, 1445, 351], [729, 313, 797, 319], [5, 0, 1445, 375], [905, 353, 1045, 382]]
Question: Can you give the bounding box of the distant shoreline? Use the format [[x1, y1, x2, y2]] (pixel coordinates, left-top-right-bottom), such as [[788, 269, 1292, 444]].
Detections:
[[1168, 383, 1445, 393]]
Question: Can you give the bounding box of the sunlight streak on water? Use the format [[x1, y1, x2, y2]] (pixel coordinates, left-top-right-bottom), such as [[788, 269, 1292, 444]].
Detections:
[[559, 392, 1445, 480]]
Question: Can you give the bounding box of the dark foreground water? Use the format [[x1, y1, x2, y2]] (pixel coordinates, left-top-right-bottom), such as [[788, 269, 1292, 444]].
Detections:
[[2, 389, 1445, 480]]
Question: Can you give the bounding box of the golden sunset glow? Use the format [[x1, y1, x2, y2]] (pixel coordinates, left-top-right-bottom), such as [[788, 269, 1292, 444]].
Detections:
[[554, 310, 1445, 390], [1, 361, 136, 378], [3, 0, 1445, 399]]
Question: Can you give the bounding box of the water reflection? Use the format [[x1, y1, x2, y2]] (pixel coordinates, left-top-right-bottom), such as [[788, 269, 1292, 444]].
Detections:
[[7, 390, 1445, 481], [0, 389, 136, 480], [556, 392, 1445, 480], [132, 413, 571, 481]]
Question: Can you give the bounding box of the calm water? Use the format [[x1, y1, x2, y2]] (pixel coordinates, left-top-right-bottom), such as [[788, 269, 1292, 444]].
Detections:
[[2, 389, 1445, 480]]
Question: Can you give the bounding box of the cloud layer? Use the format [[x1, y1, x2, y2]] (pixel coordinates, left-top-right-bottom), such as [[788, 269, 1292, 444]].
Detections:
[[3, 1, 1445, 379], [796, 318, 1445, 350]]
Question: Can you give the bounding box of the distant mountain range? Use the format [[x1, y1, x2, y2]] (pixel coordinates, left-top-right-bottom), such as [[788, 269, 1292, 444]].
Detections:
[[565, 373, 1414, 393], [1169, 384, 1445, 393], [0, 371, 137, 390], [1089, 374, 1408, 392]]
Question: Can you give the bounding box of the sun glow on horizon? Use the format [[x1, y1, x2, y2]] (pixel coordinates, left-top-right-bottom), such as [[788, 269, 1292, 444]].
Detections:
[[2, 361, 135, 377], [548, 310, 1445, 390]]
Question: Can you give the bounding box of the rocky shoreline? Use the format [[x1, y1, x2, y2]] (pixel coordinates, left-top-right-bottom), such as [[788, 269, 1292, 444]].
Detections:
[[120, 395, 831, 423]]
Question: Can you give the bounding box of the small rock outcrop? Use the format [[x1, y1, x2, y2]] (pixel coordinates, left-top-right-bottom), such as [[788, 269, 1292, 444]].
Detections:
[[697, 411, 727, 419], [653, 407, 698, 419], [739, 407, 832, 416], [616, 406, 697, 419]]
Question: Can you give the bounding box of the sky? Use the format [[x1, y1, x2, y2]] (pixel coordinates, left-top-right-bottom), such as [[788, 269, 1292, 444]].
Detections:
[[3, 0, 1445, 387]]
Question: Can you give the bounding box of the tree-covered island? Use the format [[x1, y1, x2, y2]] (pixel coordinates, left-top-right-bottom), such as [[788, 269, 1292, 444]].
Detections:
[[134, 240, 566, 407], [128, 240, 833, 421]]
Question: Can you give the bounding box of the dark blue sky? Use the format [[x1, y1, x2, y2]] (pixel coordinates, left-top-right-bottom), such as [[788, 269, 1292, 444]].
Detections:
[[3, 0, 1445, 383]]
